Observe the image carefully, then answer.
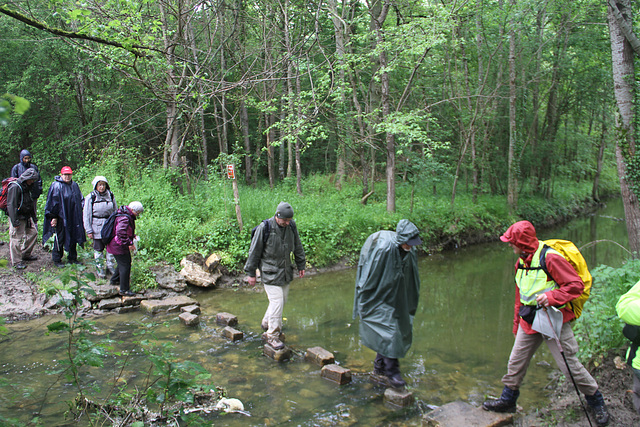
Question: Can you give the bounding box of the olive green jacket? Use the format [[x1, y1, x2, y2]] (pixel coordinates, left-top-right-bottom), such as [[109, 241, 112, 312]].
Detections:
[[244, 217, 306, 286]]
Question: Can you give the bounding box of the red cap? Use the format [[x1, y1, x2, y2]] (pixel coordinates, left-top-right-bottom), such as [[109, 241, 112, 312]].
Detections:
[[60, 166, 73, 175]]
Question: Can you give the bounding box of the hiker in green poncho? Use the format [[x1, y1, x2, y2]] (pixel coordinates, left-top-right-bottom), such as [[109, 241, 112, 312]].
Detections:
[[353, 219, 422, 389]]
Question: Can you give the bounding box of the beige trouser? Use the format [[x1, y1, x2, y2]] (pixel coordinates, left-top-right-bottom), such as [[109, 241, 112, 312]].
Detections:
[[502, 322, 599, 396], [262, 283, 290, 339], [9, 218, 37, 265]]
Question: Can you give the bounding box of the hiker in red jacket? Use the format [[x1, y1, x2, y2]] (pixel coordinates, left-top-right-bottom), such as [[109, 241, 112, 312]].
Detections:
[[482, 220, 609, 426]]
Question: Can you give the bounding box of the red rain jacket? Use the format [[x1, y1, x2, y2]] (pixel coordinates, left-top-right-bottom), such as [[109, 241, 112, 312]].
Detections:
[[501, 220, 584, 335]]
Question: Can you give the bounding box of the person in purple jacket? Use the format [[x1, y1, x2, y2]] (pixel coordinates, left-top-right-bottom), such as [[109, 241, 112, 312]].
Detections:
[[106, 201, 143, 297]]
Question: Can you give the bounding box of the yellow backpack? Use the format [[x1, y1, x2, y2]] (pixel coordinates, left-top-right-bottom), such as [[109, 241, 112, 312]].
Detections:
[[540, 239, 592, 319]]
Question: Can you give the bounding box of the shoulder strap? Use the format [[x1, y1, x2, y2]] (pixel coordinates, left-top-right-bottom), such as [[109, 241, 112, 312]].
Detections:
[[539, 244, 551, 277], [262, 219, 271, 244]]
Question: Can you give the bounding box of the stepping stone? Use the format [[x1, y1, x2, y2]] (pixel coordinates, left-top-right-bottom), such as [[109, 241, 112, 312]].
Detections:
[[216, 312, 238, 326], [384, 388, 414, 408], [320, 364, 352, 385], [263, 343, 292, 362], [179, 312, 200, 326], [140, 296, 198, 314], [422, 401, 514, 427], [181, 304, 201, 315], [221, 326, 243, 341], [97, 297, 123, 310], [305, 346, 335, 366]]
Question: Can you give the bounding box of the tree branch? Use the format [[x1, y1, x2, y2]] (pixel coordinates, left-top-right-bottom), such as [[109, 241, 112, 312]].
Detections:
[[0, 5, 155, 58], [607, 0, 640, 57]]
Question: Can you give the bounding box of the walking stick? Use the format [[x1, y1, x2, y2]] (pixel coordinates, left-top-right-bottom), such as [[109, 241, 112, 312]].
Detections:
[[543, 307, 593, 427]]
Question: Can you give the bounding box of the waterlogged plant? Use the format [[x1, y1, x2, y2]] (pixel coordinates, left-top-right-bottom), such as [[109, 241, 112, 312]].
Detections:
[[41, 268, 216, 424], [44, 268, 108, 421], [138, 337, 213, 419]]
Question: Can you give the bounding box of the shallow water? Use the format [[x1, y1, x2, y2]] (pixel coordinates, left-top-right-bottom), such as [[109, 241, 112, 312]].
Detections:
[[0, 199, 629, 425]]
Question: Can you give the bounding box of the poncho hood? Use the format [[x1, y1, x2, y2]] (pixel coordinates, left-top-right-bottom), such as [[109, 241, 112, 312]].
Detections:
[[17, 167, 39, 185], [91, 176, 111, 192], [500, 220, 539, 254], [19, 149, 32, 163], [395, 219, 420, 245]]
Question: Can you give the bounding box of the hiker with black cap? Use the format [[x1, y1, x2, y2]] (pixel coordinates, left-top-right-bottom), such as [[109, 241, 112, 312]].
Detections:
[[353, 219, 422, 389], [7, 168, 40, 269], [244, 202, 306, 350], [483, 220, 609, 426]]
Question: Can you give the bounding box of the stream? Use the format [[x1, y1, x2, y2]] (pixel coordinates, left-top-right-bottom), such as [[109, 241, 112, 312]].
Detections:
[[0, 198, 630, 425]]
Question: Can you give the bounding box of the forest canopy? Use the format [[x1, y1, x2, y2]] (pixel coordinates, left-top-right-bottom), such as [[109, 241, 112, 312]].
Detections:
[[0, 0, 631, 217]]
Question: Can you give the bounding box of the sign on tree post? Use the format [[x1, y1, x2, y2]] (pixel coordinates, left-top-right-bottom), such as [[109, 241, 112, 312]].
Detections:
[[227, 164, 243, 232]]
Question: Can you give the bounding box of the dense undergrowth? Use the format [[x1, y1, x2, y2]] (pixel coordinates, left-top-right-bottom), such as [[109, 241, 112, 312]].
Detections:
[[40, 148, 618, 291]]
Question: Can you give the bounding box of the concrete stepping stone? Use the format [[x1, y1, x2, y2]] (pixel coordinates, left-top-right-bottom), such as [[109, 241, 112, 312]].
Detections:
[[321, 364, 352, 385], [179, 312, 200, 326], [263, 343, 292, 362], [305, 346, 335, 366], [221, 326, 243, 341], [216, 312, 238, 326], [384, 388, 414, 408]]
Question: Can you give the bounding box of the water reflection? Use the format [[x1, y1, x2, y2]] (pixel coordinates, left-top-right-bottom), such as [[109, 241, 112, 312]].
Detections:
[[0, 199, 630, 425]]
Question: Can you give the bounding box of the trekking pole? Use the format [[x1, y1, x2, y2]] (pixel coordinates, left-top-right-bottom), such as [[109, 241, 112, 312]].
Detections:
[[542, 307, 593, 427]]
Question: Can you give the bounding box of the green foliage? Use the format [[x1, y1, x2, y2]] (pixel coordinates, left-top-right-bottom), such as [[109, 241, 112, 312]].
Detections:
[[0, 93, 30, 126], [574, 259, 640, 362]]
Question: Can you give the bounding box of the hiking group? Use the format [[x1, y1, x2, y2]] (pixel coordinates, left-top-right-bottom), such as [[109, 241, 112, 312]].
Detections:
[[4, 151, 637, 426], [3, 149, 144, 297]]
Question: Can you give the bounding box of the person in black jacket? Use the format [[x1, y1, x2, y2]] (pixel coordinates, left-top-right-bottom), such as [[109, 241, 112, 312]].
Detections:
[[10, 149, 43, 209], [42, 166, 86, 267], [7, 168, 40, 269]]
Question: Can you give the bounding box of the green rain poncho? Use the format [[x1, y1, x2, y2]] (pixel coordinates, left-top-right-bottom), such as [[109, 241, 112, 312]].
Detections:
[[353, 219, 421, 359]]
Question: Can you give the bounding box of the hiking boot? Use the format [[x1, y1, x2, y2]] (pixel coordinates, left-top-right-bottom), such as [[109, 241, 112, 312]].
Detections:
[[119, 290, 136, 297], [53, 261, 65, 268], [387, 373, 407, 389], [13, 263, 27, 270], [483, 386, 519, 413], [22, 255, 37, 261], [585, 390, 610, 426], [69, 260, 82, 265], [267, 337, 285, 350]]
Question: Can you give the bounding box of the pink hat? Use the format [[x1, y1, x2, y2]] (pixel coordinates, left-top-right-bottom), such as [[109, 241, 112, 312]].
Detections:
[[60, 166, 73, 174]]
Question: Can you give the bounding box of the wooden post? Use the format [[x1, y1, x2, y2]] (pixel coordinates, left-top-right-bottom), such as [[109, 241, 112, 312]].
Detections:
[[227, 164, 243, 232]]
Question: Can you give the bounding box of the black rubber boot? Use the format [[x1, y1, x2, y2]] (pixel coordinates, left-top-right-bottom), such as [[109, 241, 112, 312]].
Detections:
[[483, 386, 519, 413], [373, 353, 384, 375], [585, 390, 610, 426], [383, 357, 407, 388]]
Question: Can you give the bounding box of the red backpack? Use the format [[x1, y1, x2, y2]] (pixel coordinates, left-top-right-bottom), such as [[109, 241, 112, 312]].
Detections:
[[0, 177, 19, 213]]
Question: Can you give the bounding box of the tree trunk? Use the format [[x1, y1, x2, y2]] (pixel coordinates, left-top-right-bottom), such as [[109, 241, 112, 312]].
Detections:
[[608, 0, 640, 254], [507, 1, 518, 213]]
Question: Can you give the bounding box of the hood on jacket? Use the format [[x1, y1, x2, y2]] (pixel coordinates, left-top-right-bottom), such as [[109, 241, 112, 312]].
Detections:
[[19, 149, 32, 163], [500, 220, 539, 254], [18, 167, 39, 185], [395, 219, 420, 245], [91, 176, 111, 191]]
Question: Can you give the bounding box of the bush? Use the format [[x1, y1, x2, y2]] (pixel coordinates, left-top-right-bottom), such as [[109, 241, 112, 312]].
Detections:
[[575, 259, 640, 363]]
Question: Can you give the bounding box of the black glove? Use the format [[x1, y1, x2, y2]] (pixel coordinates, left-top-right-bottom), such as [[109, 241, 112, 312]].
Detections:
[[12, 219, 20, 228]]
